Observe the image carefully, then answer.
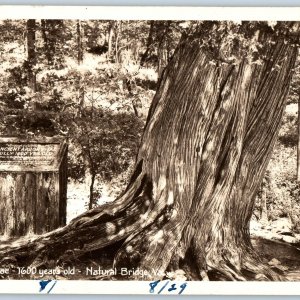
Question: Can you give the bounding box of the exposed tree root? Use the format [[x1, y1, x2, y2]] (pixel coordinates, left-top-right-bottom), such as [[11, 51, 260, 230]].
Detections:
[[0, 172, 163, 268], [202, 244, 283, 281], [0, 194, 287, 282]]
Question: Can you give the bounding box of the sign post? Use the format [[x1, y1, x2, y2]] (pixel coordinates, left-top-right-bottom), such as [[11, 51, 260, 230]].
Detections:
[[0, 137, 67, 237]]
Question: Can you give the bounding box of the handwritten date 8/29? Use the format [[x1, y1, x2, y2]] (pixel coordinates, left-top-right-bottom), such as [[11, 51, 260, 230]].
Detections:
[[149, 280, 187, 294]]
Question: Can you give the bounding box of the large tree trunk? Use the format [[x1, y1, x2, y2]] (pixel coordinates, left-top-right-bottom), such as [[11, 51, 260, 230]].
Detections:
[[0, 22, 298, 281]]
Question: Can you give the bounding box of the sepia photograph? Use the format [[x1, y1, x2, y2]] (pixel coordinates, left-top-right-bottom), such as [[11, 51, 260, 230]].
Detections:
[[0, 7, 300, 294]]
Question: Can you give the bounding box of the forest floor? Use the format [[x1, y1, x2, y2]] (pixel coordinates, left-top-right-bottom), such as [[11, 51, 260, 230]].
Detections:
[[251, 218, 300, 281], [65, 184, 300, 280], [1, 218, 300, 281]]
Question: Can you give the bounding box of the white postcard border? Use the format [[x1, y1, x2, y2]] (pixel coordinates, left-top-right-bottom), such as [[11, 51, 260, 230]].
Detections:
[[0, 6, 298, 21], [0, 280, 299, 295]]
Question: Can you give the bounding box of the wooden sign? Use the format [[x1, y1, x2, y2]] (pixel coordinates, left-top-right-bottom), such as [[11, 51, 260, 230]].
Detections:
[[0, 138, 65, 171], [0, 137, 68, 237]]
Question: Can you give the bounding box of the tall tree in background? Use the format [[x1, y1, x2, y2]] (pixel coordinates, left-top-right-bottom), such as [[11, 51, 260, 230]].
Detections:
[[115, 21, 122, 64], [140, 20, 155, 66], [156, 21, 172, 78], [76, 20, 83, 64], [26, 19, 36, 92], [107, 21, 115, 61], [0, 21, 298, 281], [41, 19, 51, 65], [40, 20, 65, 68], [139, 21, 183, 77]]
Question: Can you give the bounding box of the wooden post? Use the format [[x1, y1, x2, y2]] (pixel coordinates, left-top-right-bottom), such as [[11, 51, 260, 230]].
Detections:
[[0, 137, 67, 237]]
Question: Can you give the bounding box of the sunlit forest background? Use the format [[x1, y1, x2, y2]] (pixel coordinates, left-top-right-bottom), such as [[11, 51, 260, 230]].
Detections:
[[1, 19, 300, 245]]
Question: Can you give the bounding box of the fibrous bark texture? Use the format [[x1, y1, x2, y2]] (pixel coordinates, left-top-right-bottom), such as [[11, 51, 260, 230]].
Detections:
[[0, 22, 299, 281]]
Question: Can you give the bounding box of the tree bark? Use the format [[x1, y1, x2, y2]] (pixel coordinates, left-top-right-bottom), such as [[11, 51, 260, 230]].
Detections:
[[0, 22, 298, 281]]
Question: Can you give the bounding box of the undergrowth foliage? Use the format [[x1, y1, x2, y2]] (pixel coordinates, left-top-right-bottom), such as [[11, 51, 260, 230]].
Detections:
[[255, 106, 300, 231], [0, 62, 146, 207], [0, 20, 160, 210]]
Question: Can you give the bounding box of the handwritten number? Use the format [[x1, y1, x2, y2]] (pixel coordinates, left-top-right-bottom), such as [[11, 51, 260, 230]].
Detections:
[[39, 280, 57, 294], [157, 280, 169, 294], [39, 280, 52, 292], [149, 280, 160, 293], [168, 283, 177, 292], [149, 280, 187, 295], [47, 281, 57, 294], [179, 283, 187, 294]]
